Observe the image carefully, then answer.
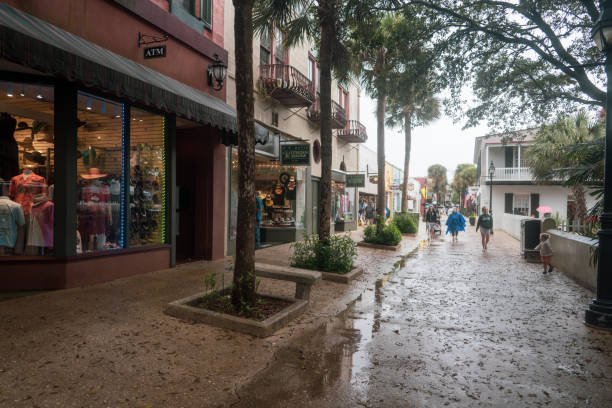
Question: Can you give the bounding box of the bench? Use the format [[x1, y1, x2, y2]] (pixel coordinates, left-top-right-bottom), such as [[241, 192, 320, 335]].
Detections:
[[254, 263, 322, 301]]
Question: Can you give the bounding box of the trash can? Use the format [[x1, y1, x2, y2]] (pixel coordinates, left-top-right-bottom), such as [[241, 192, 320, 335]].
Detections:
[[521, 219, 541, 262]]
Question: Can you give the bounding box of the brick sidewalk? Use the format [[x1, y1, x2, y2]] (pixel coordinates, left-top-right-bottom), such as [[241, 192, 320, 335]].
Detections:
[[0, 227, 425, 408]]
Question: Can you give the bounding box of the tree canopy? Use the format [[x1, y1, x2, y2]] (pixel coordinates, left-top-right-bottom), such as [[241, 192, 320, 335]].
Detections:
[[381, 0, 606, 130], [428, 164, 447, 203]]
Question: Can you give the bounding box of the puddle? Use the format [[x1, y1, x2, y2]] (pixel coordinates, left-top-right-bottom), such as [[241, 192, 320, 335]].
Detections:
[[231, 248, 421, 408]]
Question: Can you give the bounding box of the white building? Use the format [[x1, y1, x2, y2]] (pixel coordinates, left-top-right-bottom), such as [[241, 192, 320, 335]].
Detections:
[[358, 145, 378, 200], [473, 129, 597, 234]]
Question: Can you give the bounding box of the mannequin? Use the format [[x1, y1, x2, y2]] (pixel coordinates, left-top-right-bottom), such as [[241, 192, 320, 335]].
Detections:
[[27, 193, 54, 254], [9, 167, 47, 253], [0, 177, 25, 255], [0, 112, 18, 181], [79, 168, 111, 251]]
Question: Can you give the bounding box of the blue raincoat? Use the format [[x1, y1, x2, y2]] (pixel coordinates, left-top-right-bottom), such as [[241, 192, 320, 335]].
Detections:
[[446, 212, 466, 235]]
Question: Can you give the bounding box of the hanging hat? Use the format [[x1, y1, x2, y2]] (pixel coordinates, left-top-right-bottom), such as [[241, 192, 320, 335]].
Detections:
[[81, 168, 107, 179]]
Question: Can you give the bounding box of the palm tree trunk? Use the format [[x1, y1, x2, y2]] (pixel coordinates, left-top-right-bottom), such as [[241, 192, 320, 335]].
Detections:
[[376, 86, 387, 231], [573, 184, 587, 229], [401, 110, 412, 213], [317, 0, 335, 241], [231, 0, 256, 310]]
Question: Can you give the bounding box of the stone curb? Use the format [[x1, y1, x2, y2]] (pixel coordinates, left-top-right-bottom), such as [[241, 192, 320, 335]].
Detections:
[[320, 267, 364, 284], [357, 241, 401, 251], [164, 293, 309, 338]]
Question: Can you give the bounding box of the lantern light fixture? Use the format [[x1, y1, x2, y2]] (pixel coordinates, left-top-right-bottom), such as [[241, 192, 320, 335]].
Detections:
[[207, 54, 228, 91]]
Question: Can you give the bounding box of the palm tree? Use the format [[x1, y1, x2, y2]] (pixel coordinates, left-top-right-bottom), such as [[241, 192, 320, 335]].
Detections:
[[387, 82, 440, 212], [451, 164, 476, 209], [525, 111, 604, 224], [348, 13, 405, 230], [232, 0, 257, 310], [254, 0, 351, 241], [427, 164, 447, 205]]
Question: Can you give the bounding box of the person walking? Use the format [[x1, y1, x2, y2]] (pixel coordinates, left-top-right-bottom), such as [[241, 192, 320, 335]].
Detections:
[[475, 206, 493, 251], [534, 233, 554, 274], [365, 201, 375, 225], [445, 207, 466, 242], [425, 205, 439, 242]]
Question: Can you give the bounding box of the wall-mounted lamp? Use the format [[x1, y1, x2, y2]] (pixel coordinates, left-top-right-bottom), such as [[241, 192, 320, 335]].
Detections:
[[36, 88, 43, 99], [207, 54, 228, 91], [19, 86, 25, 97], [6, 85, 13, 97], [86, 97, 93, 110]]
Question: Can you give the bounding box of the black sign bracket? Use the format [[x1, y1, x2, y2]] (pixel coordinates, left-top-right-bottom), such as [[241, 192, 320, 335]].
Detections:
[[138, 32, 169, 48]]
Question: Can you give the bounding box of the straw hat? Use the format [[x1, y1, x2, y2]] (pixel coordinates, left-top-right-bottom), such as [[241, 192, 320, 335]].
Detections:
[[81, 168, 107, 179]]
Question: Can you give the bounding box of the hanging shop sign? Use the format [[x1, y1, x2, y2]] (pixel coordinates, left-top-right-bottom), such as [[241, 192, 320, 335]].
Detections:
[[346, 174, 365, 187], [390, 184, 400, 191], [144, 45, 167, 59], [280, 144, 310, 166]]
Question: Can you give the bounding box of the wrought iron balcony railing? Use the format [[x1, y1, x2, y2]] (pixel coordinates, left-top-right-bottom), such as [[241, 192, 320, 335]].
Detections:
[[258, 64, 315, 108], [336, 120, 367, 143], [306, 96, 347, 129]]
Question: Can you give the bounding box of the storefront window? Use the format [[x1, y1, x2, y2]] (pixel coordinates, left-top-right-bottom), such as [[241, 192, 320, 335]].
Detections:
[[76, 92, 122, 253], [129, 107, 165, 247], [0, 82, 54, 256], [332, 182, 355, 223], [228, 149, 306, 252]]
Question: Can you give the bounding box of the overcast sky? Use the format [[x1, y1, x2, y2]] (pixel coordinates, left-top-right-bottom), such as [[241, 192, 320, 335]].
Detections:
[[359, 94, 490, 183]]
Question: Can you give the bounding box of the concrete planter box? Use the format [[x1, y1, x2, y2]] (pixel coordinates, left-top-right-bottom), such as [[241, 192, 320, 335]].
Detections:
[[357, 241, 401, 251], [321, 267, 364, 284], [164, 293, 308, 338], [401, 233, 418, 237]]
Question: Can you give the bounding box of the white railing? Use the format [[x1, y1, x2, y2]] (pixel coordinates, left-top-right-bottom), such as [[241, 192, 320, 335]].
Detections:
[[491, 167, 532, 181]]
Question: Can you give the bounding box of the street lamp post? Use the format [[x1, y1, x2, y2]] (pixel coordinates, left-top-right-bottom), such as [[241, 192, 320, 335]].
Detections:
[[587, 0, 612, 330], [488, 160, 495, 215]]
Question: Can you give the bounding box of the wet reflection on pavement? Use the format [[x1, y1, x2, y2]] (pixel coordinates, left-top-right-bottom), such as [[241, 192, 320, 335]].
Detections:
[[231, 231, 612, 408]]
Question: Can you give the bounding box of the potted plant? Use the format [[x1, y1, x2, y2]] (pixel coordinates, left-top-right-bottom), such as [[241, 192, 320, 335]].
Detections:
[[469, 214, 476, 226]]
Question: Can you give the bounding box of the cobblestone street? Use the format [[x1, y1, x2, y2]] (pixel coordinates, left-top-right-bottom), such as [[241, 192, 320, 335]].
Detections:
[[232, 228, 612, 407]]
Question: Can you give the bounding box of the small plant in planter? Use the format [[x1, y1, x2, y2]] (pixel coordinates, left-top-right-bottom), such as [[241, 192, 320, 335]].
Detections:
[[469, 214, 476, 226], [363, 222, 402, 246], [290, 234, 357, 274], [392, 213, 418, 234]]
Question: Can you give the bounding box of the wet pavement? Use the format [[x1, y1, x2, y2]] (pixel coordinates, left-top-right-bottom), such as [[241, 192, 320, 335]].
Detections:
[[231, 229, 612, 408]]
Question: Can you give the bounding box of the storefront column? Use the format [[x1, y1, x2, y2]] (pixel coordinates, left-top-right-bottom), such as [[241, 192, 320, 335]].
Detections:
[[164, 114, 177, 266], [53, 81, 77, 257], [121, 105, 131, 248], [305, 167, 313, 235]]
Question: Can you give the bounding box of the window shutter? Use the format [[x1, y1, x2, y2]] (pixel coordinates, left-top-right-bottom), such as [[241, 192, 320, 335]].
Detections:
[[504, 147, 513, 167], [201, 0, 212, 29], [505, 193, 513, 214], [530, 194, 540, 217]]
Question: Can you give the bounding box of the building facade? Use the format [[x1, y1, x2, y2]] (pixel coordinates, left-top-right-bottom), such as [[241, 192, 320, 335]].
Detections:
[[223, 1, 368, 249], [473, 129, 597, 230], [0, 0, 234, 289]]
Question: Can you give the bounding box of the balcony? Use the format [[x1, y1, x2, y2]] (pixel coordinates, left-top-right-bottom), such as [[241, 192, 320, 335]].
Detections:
[[486, 167, 533, 182], [258, 64, 315, 108], [336, 120, 368, 143], [306, 97, 347, 129]]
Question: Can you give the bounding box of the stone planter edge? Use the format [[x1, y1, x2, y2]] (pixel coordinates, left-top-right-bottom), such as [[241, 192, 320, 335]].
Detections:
[[164, 293, 309, 338], [321, 267, 364, 283], [356, 241, 401, 251]]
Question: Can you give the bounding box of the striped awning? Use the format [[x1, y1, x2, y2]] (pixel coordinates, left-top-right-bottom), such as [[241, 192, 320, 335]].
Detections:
[[0, 3, 237, 135]]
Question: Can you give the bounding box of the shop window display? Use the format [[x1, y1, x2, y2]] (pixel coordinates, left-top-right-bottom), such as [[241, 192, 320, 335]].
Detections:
[[129, 107, 165, 247], [0, 82, 54, 256], [332, 181, 354, 223], [228, 150, 306, 250], [76, 92, 122, 253]]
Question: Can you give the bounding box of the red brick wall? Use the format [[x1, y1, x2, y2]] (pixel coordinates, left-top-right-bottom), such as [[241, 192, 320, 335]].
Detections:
[[4, 0, 226, 100]]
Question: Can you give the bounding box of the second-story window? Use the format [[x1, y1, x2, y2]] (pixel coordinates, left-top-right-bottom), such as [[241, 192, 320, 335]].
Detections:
[[308, 57, 315, 83], [178, 0, 212, 29], [274, 28, 285, 64], [260, 30, 272, 65]]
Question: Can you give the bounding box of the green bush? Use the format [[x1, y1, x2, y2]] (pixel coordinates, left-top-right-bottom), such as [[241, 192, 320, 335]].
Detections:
[[363, 223, 402, 246], [290, 234, 357, 274], [392, 213, 418, 234]]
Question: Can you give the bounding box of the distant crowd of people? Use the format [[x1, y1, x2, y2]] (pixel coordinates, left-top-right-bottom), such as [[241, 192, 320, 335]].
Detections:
[[358, 199, 390, 225]]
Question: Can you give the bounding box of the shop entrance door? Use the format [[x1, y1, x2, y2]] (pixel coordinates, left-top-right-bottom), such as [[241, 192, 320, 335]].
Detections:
[[312, 179, 319, 235]]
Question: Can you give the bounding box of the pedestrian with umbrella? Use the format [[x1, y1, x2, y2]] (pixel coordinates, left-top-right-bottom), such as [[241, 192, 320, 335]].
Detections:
[[536, 205, 553, 218], [446, 207, 466, 242]]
